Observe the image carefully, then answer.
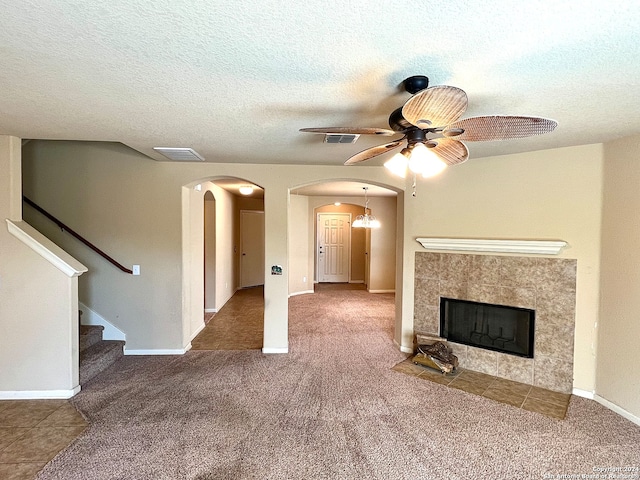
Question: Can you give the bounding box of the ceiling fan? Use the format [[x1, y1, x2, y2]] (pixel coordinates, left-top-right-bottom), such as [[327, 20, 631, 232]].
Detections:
[[300, 75, 557, 185]]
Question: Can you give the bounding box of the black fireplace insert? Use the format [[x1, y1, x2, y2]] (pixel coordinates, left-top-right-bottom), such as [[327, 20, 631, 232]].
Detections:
[[440, 297, 535, 358]]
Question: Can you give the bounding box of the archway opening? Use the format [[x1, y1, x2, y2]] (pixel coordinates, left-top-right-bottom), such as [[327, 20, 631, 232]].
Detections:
[[183, 177, 265, 351]]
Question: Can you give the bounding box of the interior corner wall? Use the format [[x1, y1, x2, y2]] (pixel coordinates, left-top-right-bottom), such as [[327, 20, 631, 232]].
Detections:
[[597, 133, 640, 419]]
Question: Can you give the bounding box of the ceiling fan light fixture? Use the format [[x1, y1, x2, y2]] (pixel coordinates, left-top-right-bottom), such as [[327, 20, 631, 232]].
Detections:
[[239, 185, 254, 195], [384, 148, 411, 178], [352, 214, 380, 229], [352, 187, 380, 229], [408, 142, 447, 178]]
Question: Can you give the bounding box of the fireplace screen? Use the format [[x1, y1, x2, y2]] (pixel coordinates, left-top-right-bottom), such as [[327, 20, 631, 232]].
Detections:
[[440, 298, 535, 358]]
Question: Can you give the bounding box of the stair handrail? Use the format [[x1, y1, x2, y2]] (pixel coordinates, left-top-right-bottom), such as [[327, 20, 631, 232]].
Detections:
[[23, 196, 133, 274]]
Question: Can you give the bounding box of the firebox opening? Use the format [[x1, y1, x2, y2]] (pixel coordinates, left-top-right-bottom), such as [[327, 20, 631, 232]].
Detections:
[[440, 297, 535, 358]]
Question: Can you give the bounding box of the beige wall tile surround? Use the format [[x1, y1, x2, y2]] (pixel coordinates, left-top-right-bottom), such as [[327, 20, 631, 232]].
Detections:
[[497, 354, 534, 385], [414, 252, 577, 394], [466, 346, 498, 375]]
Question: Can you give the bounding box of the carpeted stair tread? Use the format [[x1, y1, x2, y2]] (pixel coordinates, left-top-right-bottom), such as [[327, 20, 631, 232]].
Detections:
[[79, 339, 124, 385], [79, 325, 104, 352]]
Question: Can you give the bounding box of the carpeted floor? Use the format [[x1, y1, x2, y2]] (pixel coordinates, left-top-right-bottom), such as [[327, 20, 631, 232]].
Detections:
[[37, 286, 640, 479]]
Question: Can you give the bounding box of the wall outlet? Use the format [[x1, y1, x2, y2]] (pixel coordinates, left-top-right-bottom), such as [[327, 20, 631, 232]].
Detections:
[[132, 265, 140, 275], [303, 276, 307, 283]]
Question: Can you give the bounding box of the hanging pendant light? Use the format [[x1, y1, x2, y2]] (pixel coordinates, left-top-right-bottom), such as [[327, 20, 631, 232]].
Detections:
[[352, 187, 381, 229]]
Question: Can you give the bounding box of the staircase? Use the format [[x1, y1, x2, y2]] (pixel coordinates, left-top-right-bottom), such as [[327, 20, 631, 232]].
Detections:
[[79, 325, 125, 384]]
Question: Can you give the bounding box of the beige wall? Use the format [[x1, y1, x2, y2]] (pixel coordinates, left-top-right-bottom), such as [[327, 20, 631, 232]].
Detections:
[[19, 139, 613, 399], [21, 141, 405, 354], [366, 196, 397, 293], [0, 136, 82, 396], [289, 194, 312, 295], [597, 134, 640, 418]]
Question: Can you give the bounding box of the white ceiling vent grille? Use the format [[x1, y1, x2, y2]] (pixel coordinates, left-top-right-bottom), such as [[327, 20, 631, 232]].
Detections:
[[324, 134, 360, 144], [153, 147, 205, 161]]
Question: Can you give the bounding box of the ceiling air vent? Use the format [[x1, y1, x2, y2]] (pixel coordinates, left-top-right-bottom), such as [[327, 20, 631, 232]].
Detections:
[[324, 134, 360, 144], [153, 147, 205, 161]]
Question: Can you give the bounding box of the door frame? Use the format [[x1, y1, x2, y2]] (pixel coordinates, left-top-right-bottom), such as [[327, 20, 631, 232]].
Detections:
[[240, 209, 265, 288]]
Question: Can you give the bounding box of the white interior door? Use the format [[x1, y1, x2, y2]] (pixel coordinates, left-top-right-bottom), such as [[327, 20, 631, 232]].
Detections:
[[240, 210, 265, 287], [317, 213, 351, 283]]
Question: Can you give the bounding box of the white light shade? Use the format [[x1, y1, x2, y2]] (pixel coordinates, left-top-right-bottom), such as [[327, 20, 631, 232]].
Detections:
[[239, 185, 254, 195], [352, 214, 380, 228], [384, 151, 409, 178], [407, 143, 447, 178]]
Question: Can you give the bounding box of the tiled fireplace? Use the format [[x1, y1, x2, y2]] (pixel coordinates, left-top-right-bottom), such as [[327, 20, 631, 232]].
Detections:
[[414, 252, 577, 394]]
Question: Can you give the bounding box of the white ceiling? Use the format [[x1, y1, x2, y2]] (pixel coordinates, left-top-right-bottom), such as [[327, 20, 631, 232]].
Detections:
[[2, 1, 640, 172]]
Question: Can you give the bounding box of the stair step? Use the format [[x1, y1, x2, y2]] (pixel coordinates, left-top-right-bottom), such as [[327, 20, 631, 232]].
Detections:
[[79, 340, 124, 385], [79, 325, 104, 352]]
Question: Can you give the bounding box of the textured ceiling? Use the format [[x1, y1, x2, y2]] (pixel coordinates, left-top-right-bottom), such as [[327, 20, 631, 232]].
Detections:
[[2, 1, 640, 168]]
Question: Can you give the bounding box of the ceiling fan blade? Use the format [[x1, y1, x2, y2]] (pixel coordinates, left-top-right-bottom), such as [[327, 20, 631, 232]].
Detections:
[[428, 138, 469, 166], [444, 116, 558, 141], [401, 86, 468, 129], [344, 140, 404, 165], [299, 127, 396, 136]]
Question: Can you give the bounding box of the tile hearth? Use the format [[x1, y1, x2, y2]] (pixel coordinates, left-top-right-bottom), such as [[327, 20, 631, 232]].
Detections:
[[392, 358, 571, 420]]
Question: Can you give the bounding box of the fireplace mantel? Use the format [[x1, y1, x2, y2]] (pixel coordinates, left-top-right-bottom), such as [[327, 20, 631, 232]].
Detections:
[[415, 238, 568, 255]]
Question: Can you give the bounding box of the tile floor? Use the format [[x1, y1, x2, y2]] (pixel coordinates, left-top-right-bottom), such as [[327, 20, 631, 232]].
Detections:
[[0, 399, 87, 480], [392, 358, 571, 419], [192, 285, 264, 350]]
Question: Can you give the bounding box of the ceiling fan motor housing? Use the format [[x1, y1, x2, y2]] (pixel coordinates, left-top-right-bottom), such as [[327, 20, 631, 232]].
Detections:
[[406, 128, 427, 145], [403, 75, 429, 94]]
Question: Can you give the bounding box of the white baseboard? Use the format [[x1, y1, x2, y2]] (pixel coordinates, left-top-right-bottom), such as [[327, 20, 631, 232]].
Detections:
[[190, 322, 206, 342], [594, 394, 640, 427], [349, 280, 365, 284], [394, 339, 414, 354], [368, 289, 395, 294], [124, 348, 188, 356], [79, 302, 125, 341], [289, 289, 314, 297], [262, 347, 288, 354], [204, 308, 218, 313], [572, 388, 595, 399], [0, 385, 81, 399]]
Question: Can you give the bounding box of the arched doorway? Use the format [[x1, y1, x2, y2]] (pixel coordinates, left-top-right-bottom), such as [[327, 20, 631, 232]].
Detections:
[[288, 179, 405, 351], [182, 177, 265, 351], [290, 181, 399, 294]]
